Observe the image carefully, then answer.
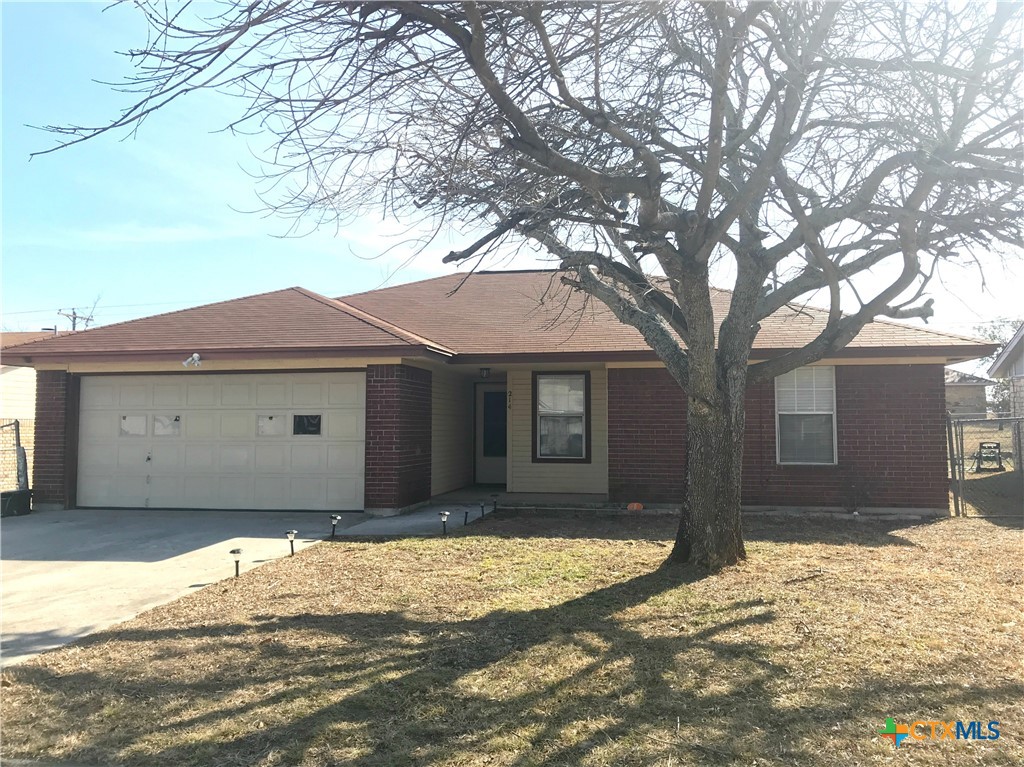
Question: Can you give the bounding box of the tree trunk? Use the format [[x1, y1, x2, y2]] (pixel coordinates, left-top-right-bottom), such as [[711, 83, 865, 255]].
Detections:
[[668, 360, 748, 571]]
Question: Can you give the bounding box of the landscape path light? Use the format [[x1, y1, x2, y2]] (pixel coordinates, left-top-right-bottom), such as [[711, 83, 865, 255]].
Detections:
[[230, 548, 242, 578], [439, 510, 450, 536], [330, 514, 342, 539], [286, 530, 297, 556]]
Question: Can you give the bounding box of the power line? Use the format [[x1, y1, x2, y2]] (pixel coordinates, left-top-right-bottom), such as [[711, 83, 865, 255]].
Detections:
[[3, 300, 194, 316]]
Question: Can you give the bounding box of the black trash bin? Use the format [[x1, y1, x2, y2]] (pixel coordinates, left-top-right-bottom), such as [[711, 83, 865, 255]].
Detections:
[[0, 489, 32, 517]]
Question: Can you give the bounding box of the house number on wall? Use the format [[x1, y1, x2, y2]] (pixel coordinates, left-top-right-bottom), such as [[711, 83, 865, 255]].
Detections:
[[507, 391, 512, 410]]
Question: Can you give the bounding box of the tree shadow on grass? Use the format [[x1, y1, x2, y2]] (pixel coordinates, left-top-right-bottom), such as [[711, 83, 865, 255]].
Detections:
[[471, 511, 931, 548], [4, 560, 1020, 767]]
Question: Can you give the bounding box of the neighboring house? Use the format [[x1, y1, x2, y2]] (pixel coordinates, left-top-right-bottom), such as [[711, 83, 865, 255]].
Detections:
[[0, 331, 61, 490], [944, 369, 995, 416], [988, 323, 1024, 418], [4, 271, 996, 517]]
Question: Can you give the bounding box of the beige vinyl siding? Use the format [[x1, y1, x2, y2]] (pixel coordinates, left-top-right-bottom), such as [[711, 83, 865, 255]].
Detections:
[[431, 369, 474, 494], [0, 366, 37, 420], [507, 367, 608, 495]]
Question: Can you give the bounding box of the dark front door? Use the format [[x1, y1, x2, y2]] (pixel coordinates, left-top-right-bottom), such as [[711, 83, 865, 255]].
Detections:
[[475, 384, 507, 484]]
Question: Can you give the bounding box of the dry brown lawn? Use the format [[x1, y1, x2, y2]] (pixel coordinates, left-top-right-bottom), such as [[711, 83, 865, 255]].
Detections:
[[2, 514, 1022, 767]]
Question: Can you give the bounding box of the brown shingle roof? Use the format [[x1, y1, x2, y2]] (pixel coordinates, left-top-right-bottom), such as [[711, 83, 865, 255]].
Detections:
[[1, 331, 65, 350], [6, 270, 995, 363], [6, 287, 446, 359], [945, 370, 996, 386], [341, 270, 994, 359]]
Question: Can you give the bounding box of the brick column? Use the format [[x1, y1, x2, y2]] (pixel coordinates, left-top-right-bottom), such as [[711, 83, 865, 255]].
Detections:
[[364, 364, 432, 515], [32, 371, 78, 510]]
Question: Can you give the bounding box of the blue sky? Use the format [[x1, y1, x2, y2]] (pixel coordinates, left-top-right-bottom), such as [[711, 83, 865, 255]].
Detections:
[[2, 1, 497, 332], [2, 2, 1020, 343]]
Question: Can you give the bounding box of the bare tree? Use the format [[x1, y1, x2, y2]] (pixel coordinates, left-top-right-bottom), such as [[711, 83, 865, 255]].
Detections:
[[40, 1, 1023, 570]]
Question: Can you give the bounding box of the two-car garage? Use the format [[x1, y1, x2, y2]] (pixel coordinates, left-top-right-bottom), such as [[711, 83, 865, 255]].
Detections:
[[76, 372, 366, 510]]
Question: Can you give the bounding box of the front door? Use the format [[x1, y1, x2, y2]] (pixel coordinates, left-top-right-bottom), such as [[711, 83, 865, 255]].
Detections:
[[475, 384, 507, 484]]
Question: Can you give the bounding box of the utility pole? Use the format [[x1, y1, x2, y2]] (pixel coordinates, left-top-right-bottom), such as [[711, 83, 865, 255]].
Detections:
[[57, 308, 94, 331]]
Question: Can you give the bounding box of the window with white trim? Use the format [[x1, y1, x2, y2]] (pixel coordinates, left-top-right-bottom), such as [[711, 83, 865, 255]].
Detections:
[[535, 373, 589, 460], [775, 366, 836, 464]]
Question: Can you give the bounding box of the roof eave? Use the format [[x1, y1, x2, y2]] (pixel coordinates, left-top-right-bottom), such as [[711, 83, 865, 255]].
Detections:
[[6, 344, 451, 366], [987, 323, 1024, 378]]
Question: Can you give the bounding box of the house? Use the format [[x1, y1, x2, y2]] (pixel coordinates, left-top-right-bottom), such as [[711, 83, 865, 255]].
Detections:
[[988, 323, 1024, 418], [1, 331, 62, 491], [944, 369, 995, 416], [3, 270, 996, 517]]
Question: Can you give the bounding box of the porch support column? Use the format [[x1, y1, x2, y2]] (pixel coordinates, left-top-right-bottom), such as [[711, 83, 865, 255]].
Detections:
[[32, 370, 79, 511], [364, 364, 432, 515]]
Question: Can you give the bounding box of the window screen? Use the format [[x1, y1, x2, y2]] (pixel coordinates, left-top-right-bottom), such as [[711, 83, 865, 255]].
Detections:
[[775, 366, 836, 464], [536, 374, 587, 459]]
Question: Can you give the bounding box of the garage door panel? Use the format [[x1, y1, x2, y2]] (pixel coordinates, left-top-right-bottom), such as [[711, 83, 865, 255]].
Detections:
[[117, 444, 150, 469], [79, 476, 113, 507], [220, 445, 253, 470], [80, 443, 117, 470], [149, 476, 184, 507], [328, 477, 362, 507], [291, 444, 323, 471], [113, 476, 148, 506], [219, 477, 254, 508], [184, 476, 218, 506], [187, 384, 216, 406], [327, 444, 362, 472], [292, 382, 323, 406], [186, 413, 216, 438], [79, 373, 365, 511], [220, 383, 250, 406], [220, 413, 251, 439], [255, 444, 288, 470], [290, 476, 325, 507], [327, 410, 363, 439], [329, 381, 362, 407], [151, 444, 181, 469], [80, 413, 115, 440], [257, 383, 287, 406], [118, 385, 148, 407], [253, 476, 289, 508], [185, 445, 216, 470], [82, 384, 115, 409], [153, 384, 184, 407]]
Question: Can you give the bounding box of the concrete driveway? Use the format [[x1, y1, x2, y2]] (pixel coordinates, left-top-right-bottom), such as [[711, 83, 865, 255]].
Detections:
[[0, 508, 362, 667]]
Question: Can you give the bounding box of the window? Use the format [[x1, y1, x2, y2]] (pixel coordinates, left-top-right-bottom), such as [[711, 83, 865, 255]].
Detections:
[[776, 366, 836, 464], [119, 415, 147, 437], [533, 372, 590, 462], [293, 414, 322, 436], [257, 414, 286, 436], [153, 415, 182, 437]]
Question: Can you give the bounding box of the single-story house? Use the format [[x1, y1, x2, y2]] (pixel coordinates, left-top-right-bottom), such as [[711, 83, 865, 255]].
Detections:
[[1, 331, 63, 491], [4, 270, 996, 517], [988, 323, 1024, 418], [944, 369, 996, 416]]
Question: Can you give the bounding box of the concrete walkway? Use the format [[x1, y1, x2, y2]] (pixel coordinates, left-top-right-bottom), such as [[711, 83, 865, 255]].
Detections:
[[338, 502, 489, 536], [0, 503, 489, 667]]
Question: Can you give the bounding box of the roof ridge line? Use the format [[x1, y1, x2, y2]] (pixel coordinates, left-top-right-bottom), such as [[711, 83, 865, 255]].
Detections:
[[293, 287, 455, 354], [11, 286, 307, 344]]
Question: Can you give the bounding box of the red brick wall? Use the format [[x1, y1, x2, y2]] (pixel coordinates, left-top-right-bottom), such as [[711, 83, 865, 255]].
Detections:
[[608, 365, 949, 510], [744, 364, 948, 509], [608, 368, 687, 502], [365, 364, 432, 511], [32, 371, 78, 509]]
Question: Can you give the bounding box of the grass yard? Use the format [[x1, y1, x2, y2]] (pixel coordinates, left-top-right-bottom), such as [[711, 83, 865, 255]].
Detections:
[[2, 514, 1022, 767]]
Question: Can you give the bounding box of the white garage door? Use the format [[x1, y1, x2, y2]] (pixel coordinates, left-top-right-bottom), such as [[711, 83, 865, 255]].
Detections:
[[77, 372, 365, 510]]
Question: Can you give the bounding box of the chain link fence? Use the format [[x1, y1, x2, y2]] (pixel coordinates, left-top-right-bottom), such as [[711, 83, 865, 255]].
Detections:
[[948, 414, 1023, 523]]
